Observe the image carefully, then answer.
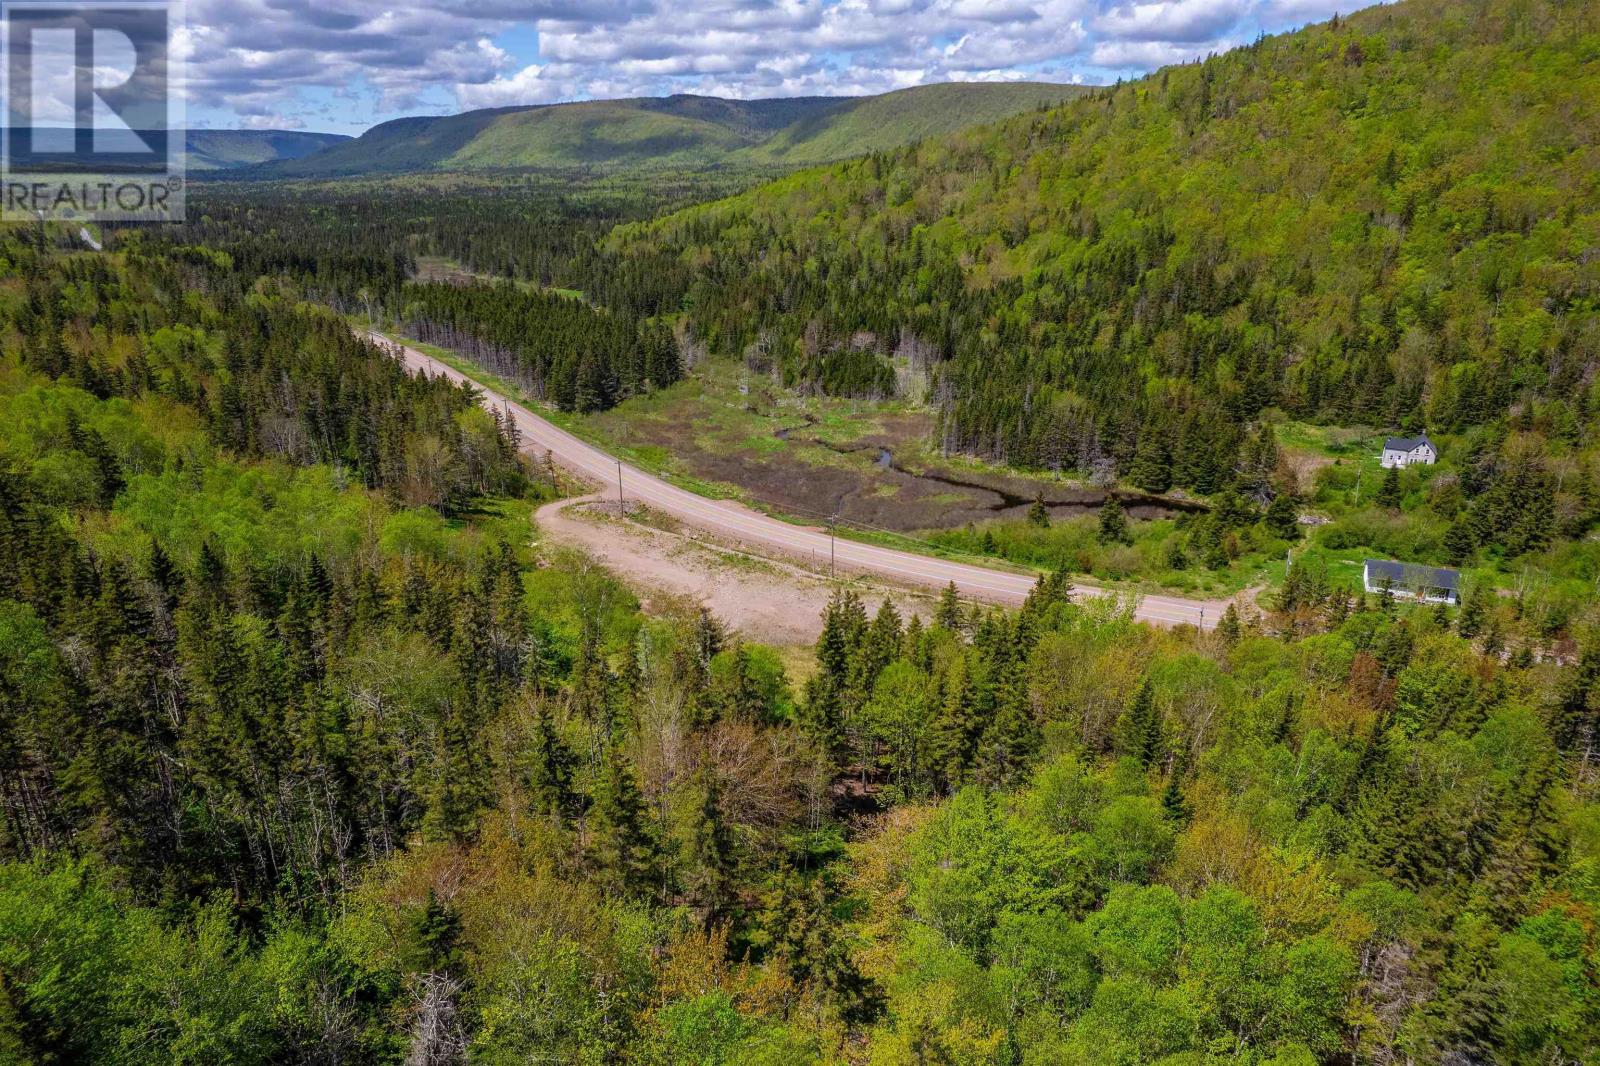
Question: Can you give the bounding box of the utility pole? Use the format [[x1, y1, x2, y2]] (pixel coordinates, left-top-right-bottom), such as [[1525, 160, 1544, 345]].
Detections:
[[617, 459, 625, 517], [829, 512, 837, 579]]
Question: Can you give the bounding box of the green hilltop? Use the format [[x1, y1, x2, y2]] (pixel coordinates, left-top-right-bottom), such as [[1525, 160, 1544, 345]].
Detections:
[[605, 0, 1600, 596], [615, 0, 1599, 470], [740, 81, 1091, 164], [245, 83, 1087, 177]]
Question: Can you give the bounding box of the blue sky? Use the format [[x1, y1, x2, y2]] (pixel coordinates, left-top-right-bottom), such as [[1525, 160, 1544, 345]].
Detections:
[[179, 0, 1362, 135]]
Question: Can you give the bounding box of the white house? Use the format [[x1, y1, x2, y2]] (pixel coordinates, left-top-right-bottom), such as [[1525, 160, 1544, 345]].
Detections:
[[1380, 433, 1437, 468], [1363, 559, 1461, 605]]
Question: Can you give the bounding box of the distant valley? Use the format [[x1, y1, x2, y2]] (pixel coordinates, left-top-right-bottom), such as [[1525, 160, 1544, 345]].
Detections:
[[184, 129, 350, 170]]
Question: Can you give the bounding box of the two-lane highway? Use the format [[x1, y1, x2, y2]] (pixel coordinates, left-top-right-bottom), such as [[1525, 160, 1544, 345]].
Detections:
[[370, 331, 1228, 629]]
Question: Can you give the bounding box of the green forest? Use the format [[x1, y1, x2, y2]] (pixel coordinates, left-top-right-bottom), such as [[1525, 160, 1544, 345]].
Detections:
[[597, 0, 1600, 573], [613, 0, 1599, 463], [1, 225, 1598, 1064], [2, 0, 1599, 1062]]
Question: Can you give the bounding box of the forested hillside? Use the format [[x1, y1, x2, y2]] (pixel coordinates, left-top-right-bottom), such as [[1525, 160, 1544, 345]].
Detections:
[[611, 0, 1599, 500], [1, 225, 1599, 1063], [249, 84, 1082, 178], [147, 182, 688, 415], [4, 1, 1600, 1060]]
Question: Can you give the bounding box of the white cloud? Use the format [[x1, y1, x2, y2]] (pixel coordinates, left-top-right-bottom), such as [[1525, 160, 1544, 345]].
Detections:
[[1091, 36, 1228, 67], [455, 64, 560, 110], [175, 0, 1338, 129], [1096, 0, 1251, 42], [241, 113, 305, 129]]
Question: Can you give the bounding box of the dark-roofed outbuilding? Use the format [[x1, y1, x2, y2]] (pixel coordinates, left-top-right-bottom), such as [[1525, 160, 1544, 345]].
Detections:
[[1363, 558, 1460, 604]]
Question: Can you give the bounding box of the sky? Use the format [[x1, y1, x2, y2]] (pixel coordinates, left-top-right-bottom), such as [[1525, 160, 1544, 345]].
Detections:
[[178, 0, 1360, 135]]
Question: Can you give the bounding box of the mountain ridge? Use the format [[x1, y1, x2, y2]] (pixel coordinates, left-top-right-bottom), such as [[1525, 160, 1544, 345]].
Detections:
[[607, 0, 1600, 478], [234, 83, 1088, 178]]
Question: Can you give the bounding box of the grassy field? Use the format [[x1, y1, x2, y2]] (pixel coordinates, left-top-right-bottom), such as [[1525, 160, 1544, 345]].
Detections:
[[413, 256, 586, 301]]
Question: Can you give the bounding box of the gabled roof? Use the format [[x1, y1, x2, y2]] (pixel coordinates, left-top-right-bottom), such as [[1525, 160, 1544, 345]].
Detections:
[[1383, 433, 1435, 453], [1364, 558, 1460, 591]]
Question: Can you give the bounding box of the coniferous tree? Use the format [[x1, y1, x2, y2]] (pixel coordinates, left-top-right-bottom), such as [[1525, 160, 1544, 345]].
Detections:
[[925, 657, 975, 793], [411, 888, 465, 976], [1119, 679, 1163, 768], [761, 866, 882, 1025], [1376, 465, 1403, 509], [1097, 496, 1131, 545], [1217, 603, 1243, 645], [1550, 646, 1599, 758], [974, 679, 1038, 790], [524, 701, 576, 820], [1265, 493, 1301, 540], [1416, 913, 1503, 1061], [1028, 490, 1051, 527], [853, 601, 903, 700], [1127, 432, 1173, 493], [677, 767, 733, 922], [1457, 587, 1487, 638], [1161, 746, 1192, 824], [1443, 518, 1478, 564], [586, 746, 658, 899], [934, 582, 963, 632], [424, 697, 489, 842]]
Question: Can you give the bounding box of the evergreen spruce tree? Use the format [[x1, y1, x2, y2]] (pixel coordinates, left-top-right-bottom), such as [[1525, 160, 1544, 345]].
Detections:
[[1550, 645, 1599, 757], [1417, 913, 1503, 1061], [1483, 618, 1505, 659], [678, 767, 733, 921], [424, 698, 490, 842], [1118, 679, 1163, 768], [411, 888, 465, 976], [1443, 518, 1478, 565], [1457, 587, 1487, 638], [1264, 493, 1301, 540], [586, 747, 658, 899], [1217, 603, 1243, 645], [1028, 490, 1050, 527], [525, 701, 576, 820], [935, 582, 963, 632], [1376, 465, 1403, 509], [1161, 746, 1192, 825], [1326, 587, 1353, 628], [925, 659, 975, 793], [146, 540, 180, 619], [1097, 496, 1131, 545], [762, 866, 882, 1025], [901, 613, 925, 662], [1127, 432, 1173, 493], [693, 608, 725, 672], [711, 641, 764, 723], [1377, 577, 1396, 615], [569, 628, 614, 729], [852, 601, 903, 700]]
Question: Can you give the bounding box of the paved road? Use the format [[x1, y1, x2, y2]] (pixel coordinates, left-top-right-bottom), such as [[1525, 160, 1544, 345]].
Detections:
[[370, 331, 1227, 629]]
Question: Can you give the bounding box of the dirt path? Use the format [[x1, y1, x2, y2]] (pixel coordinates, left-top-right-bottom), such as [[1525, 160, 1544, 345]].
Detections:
[[372, 330, 1238, 631], [536, 496, 933, 645]]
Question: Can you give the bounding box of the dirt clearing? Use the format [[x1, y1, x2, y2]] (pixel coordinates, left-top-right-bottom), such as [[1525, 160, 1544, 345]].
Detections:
[[536, 495, 934, 646]]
